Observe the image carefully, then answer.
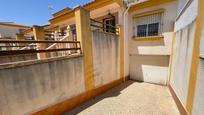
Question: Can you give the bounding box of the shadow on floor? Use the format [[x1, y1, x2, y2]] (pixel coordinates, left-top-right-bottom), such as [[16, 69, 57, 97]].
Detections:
[[63, 80, 135, 115]]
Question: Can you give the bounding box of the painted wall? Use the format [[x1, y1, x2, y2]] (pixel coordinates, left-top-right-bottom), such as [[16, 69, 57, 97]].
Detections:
[[128, 1, 177, 40], [52, 3, 123, 28], [177, 0, 189, 14], [130, 55, 169, 85], [0, 54, 37, 64], [191, 15, 204, 115], [168, 0, 204, 114], [170, 21, 196, 106], [129, 33, 173, 55], [200, 27, 204, 55], [92, 31, 120, 88], [0, 55, 85, 115], [0, 25, 27, 38], [0, 30, 120, 115], [192, 58, 204, 115], [127, 1, 177, 85]]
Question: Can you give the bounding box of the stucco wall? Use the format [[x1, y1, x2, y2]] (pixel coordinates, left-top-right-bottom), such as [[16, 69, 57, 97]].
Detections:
[[200, 27, 204, 55], [177, 0, 189, 14], [128, 2, 177, 55], [127, 1, 177, 84], [128, 1, 177, 40], [0, 54, 37, 64], [192, 15, 204, 115], [130, 55, 170, 85], [92, 31, 120, 88], [169, 0, 197, 110], [129, 33, 173, 55], [169, 1, 204, 115], [192, 58, 204, 115], [175, 0, 198, 31], [0, 55, 85, 115], [170, 21, 195, 107], [0, 29, 121, 115]]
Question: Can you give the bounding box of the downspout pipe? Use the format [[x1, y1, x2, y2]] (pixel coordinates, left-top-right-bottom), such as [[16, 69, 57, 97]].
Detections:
[[122, 1, 141, 80], [123, 0, 147, 40]]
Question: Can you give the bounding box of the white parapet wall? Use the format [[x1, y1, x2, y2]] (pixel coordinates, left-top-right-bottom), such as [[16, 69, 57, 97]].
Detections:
[[169, 0, 204, 115], [192, 57, 204, 115], [0, 55, 85, 115], [170, 21, 196, 106], [92, 31, 120, 88]]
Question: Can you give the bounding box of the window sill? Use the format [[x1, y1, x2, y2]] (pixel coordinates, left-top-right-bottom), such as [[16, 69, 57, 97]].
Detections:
[[132, 36, 164, 42]]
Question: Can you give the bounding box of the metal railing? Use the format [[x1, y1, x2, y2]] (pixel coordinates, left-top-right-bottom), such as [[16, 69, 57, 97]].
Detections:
[[90, 19, 119, 34], [0, 40, 81, 57]]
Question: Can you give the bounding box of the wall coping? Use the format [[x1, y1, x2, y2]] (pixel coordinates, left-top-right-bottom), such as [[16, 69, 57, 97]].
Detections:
[[0, 54, 84, 70]]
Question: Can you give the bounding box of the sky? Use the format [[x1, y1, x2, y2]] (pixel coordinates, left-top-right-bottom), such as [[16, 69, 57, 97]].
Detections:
[[0, 0, 91, 26]]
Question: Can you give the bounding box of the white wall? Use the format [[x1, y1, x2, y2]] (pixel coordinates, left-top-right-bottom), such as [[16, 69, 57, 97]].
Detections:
[[200, 27, 204, 55], [169, 0, 198, 109], [0, 56, 85, 115], [177, 0, 189, 14], [92, 31, 120, 88], [130, 55, 169, 85], [128, 1, 177, 39], [170, 22, 196, 106], [192, 58, 204, 115], [129, 33, 173, 55], [175, 0, 198, 31], [192, 14, 204, 115], [127, 1, 177, 84]]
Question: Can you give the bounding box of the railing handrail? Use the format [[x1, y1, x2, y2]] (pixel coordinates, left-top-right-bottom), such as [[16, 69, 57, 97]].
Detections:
[[0, 40, 80, 43], [90, 18, 117, 29], [46, 34, 70, 50], [0, 48, 81, 57], [91, 24, 118, 33]]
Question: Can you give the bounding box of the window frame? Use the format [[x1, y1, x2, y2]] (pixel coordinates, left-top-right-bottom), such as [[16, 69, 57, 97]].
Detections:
[[133, 9, 165, 38], [103, 16, 116, 33]]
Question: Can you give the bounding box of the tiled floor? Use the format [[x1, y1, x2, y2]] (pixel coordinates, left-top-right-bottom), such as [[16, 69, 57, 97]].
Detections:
[[64, 80, 180, 115]]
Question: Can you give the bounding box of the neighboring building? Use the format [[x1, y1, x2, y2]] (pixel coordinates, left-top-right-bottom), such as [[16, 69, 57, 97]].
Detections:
[[48, 0, 177, 86], [0, 22, 30, 51], [0, 22, 32, 63], [0, 22, 30, 39], [49, 0, 125, 39]]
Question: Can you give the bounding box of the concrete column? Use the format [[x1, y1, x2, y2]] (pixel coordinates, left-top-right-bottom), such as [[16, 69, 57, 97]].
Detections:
[[33, 26, 47, 59], [118, 25, 124, 81], [75, 6, 94, 91]]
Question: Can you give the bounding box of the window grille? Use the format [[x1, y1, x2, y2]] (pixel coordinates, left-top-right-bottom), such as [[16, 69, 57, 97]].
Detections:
[[133, 12, 164, 37]]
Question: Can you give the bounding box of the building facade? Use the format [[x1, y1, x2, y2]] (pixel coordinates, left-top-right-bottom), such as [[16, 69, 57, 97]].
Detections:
[[0, 22, 30, 39]]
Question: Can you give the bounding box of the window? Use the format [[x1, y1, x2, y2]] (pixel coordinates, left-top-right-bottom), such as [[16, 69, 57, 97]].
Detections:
[[103, 16, 116, 33], [137, 25, 147, 37], [134, 11, 163, 37]]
